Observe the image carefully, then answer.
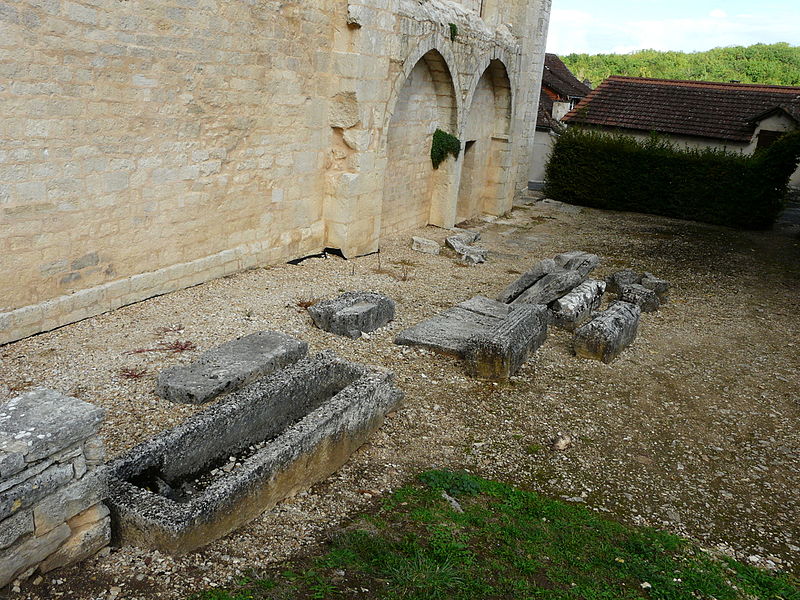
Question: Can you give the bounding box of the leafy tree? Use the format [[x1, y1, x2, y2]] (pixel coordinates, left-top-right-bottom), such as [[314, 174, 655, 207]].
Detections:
[[562, 43, 800, 87]]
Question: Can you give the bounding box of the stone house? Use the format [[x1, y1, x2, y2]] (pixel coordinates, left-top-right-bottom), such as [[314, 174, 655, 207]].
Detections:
[[561, 76, 800, 186], [528, 53, 590, 189], [0, 0, 552, 345]]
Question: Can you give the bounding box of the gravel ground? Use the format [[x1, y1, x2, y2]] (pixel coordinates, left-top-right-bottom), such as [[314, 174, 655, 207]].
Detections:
[[1, 198, 799, 599]]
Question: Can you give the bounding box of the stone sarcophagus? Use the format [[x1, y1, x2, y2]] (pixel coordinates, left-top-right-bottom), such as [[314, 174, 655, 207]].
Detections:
[[105, 352, 402, 555]]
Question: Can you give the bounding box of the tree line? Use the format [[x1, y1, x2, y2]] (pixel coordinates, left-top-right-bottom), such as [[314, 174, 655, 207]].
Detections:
[[561, 43, 800, 87]]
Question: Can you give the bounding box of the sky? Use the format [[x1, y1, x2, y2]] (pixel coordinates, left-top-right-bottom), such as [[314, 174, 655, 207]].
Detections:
[[546, 0, 800, 55]]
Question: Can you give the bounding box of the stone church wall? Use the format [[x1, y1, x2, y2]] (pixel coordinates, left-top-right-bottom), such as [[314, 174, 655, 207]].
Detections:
[[0, 0, 551, 345]]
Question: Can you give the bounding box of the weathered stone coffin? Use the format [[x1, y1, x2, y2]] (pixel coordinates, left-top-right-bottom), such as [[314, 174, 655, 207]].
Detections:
[[464, 305, 549, 380], [550, 279, 607, 330], [105, 352, 403, 555], [308, 292, 396, 339], [156, 331, 308, 404], [573, 301, 641, 363]]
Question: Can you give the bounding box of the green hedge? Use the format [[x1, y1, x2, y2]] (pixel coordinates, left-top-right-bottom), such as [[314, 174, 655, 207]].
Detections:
[[543, 127, 800, 229]]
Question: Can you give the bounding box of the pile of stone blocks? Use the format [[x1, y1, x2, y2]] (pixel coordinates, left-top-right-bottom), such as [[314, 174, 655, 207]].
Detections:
[[498, 250, 604, 331], [606, 269, 670, 312], [106, 352, 403, 554], [394, 296, 548, 380], [156, 331, 308, 404], [308, 292, 396, 339], [1, 389, 109, 588]]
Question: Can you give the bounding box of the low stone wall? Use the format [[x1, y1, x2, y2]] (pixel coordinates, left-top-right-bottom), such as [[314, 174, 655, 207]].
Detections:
[[0, 389, 109, 589]]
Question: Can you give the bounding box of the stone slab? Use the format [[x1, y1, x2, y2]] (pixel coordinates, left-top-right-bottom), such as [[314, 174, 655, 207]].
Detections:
[[394, 296, 511, 356], [0, 523, 70, 589], [464, 305, 549, 380], [573, 301, 641, 363], [106, 352, 403, 554], [156, 331, 308, 404], [0, 463, 74, 522], [550, 279, 607, 330], [38, 516, 110, 574], [0, 389, 104, 467], [497, 258, 559, 303], [512, 269, 585, 306], [33, 471, 103, 535], [308, 292, 396, 339]]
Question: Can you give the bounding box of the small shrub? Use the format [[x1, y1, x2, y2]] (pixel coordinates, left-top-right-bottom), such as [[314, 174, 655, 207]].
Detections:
[[449, 22, 458, 41], [419, 470, 481, 497], [431, 129, 461, 169], [544, 127, 800, 229]]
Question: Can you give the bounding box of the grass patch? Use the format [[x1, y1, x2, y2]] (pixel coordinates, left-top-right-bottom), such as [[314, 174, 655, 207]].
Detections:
[[189, 471, 799, 599]]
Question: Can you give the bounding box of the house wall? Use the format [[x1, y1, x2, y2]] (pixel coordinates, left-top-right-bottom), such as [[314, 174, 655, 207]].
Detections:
[[529, 128, 553, 186], [0, 0, 552, 345]]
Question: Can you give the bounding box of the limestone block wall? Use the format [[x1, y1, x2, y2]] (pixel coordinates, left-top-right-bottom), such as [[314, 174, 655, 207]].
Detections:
[[0, 389, 108, 589], [0, 0, 550, 345]]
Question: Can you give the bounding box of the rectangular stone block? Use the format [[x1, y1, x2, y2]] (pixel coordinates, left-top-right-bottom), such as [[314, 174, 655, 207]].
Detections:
[[107, 352, 402, 554], [308, 292, 395, 339], [0, 389, 104, 463], [464, 305, 549, 381], [0, 463, 74, 522], [0, 523, 70, 589], [38, 516, 110, 574], [620, 284, 660, 312], [573, 301, 641, 363], [33, 470, 103, 535], [155, 331, 308, 404]]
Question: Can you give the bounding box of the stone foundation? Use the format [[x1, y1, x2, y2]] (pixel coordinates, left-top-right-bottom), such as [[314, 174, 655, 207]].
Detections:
[[0, 389, 108, 589]]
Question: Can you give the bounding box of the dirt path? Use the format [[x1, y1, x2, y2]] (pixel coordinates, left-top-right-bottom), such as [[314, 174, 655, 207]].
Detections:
[[2, 200, 798, 599]]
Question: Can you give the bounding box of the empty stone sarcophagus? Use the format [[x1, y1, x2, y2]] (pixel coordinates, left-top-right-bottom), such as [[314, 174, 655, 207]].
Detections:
[[308, 292, 395, 338], [105, 352, 403, 554]]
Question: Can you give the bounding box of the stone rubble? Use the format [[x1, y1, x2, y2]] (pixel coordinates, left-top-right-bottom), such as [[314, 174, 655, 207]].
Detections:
[[445, 232, 488, 264]]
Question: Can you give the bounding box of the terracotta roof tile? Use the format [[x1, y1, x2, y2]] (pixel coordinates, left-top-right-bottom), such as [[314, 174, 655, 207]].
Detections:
[[563, 76, 800, 142]]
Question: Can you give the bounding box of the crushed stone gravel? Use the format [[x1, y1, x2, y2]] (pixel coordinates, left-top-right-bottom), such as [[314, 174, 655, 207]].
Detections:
[[2, 197, 799, 598]]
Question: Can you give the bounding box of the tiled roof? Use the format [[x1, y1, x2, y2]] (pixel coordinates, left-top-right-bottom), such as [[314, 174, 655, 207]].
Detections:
[[542, 53, 592, 99], [563, 76, 800, 142], [538, 54, 591, 129]]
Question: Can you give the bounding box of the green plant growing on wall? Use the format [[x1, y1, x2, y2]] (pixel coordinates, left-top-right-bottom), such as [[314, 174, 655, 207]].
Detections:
[[431, 129, 461, 169], [449, 23, 458, 41]]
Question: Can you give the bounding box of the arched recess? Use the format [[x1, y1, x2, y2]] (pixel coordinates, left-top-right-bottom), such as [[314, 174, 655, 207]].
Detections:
[[456, 59, 513, 222], [380, 49, 458, 237]]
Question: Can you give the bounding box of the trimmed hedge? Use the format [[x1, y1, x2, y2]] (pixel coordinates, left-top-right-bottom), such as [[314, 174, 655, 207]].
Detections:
[[543, 127, 800, 229]]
